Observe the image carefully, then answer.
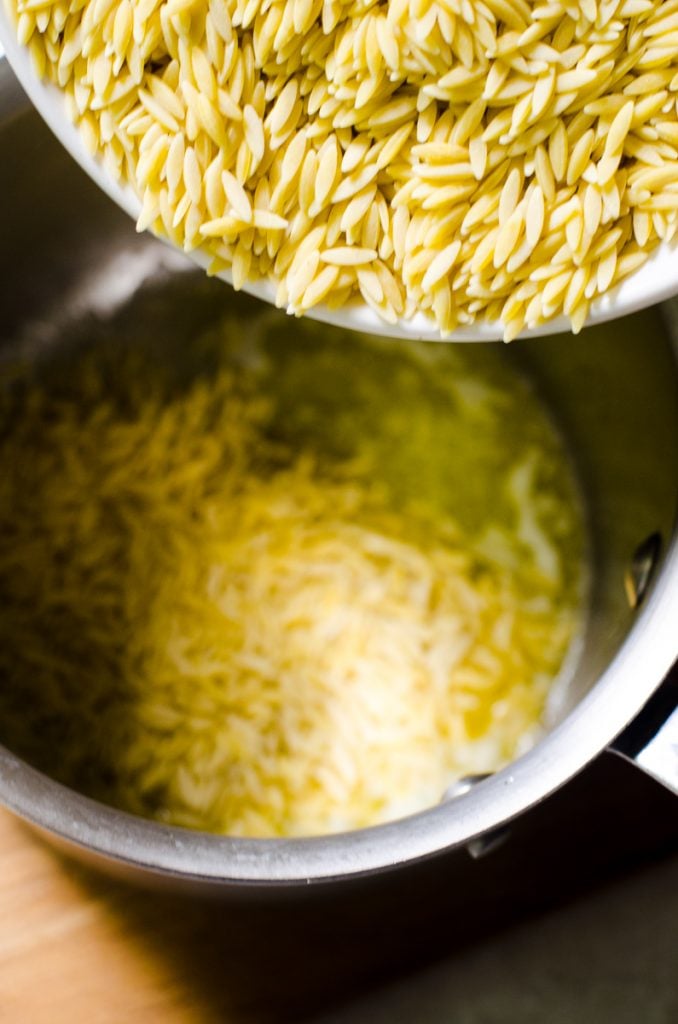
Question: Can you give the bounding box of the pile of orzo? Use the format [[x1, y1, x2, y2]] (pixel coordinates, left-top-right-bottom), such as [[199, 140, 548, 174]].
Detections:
[[6, 0, 678, 338], [0, 309, 584, 837]]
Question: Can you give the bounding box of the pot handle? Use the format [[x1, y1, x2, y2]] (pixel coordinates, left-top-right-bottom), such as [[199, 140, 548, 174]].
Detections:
[[608, 664, 678, 796]]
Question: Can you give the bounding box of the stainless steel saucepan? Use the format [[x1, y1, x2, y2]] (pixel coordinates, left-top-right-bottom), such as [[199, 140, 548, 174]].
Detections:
[[0, 58, 677, 890]]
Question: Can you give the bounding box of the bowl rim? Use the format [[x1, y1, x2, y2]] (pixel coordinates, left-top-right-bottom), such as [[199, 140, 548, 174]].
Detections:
[[1, 31, 678, 343]]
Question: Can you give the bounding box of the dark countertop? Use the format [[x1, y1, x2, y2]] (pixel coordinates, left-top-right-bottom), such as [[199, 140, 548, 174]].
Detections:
[[312, 852, 678, 1024]]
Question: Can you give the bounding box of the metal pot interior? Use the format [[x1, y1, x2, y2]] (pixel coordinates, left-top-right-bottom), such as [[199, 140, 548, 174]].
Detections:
[[1, 69, 677, 881]]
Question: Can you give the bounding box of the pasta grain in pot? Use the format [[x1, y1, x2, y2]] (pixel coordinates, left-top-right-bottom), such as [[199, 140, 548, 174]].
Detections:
[[6, 0, 678, 339], [0, 311, 587, 837]]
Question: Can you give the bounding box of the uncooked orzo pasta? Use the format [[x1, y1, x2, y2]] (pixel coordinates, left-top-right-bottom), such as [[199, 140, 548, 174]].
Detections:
[[7, 0, 678, 337]]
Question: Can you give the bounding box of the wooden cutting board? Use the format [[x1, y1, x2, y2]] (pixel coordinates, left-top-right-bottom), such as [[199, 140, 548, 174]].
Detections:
[[0, 807, 401, 1024], [0, 809, 216, 1024]]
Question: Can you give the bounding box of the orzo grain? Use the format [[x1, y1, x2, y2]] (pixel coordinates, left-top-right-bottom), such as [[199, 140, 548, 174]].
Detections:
[[6, 0, 678, 337]]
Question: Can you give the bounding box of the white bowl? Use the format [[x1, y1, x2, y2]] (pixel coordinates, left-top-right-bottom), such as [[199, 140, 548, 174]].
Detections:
[[2, 18, 678, 342]]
